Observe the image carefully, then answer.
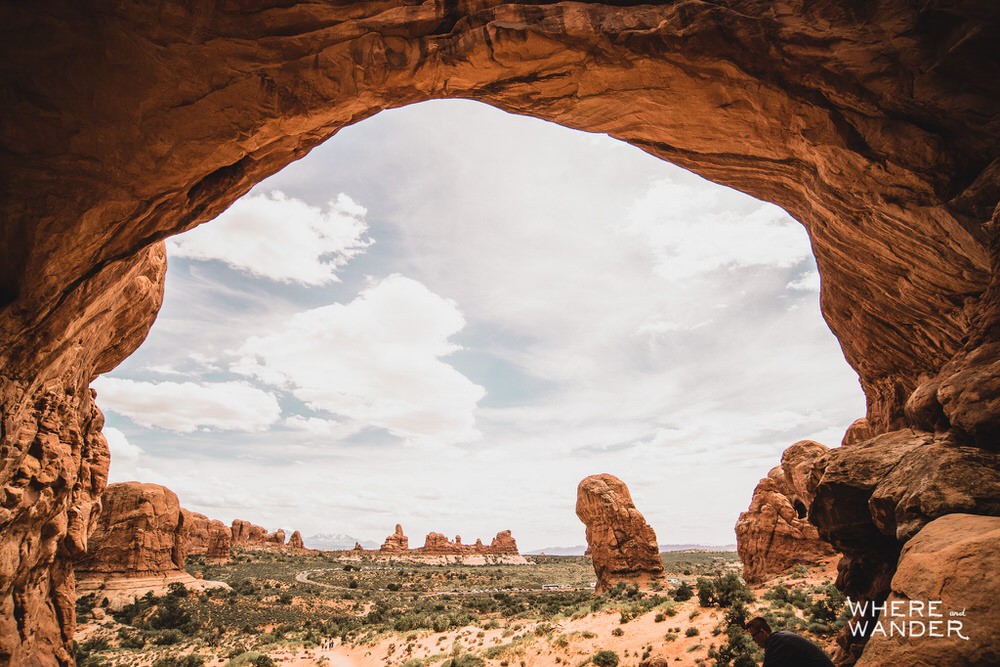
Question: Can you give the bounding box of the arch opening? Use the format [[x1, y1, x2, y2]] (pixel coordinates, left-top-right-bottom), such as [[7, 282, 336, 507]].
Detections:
[[0, 3, 997, 665], [94, 99, 865, 553]]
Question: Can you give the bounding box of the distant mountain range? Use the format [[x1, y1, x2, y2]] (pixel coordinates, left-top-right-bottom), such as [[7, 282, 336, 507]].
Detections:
[[525, 544, 737, 555], [304, 534, 379, 551]]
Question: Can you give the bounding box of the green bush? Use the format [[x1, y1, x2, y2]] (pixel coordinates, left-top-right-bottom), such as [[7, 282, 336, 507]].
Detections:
[[685, 627, 699, 637], [673, 581, 693, 601], [707, 624, 762, 667], [592, 650, 619, 667]]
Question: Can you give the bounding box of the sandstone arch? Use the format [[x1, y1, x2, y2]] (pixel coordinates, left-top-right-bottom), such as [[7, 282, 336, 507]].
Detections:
[[0, 2, 997, 664]]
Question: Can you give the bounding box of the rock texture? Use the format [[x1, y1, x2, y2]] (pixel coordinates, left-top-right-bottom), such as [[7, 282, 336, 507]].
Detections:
[[75, 482, 228, 610], [380, 524, 409, 553], [576, 474, 664, 593], [810, 430, 1000, 662], [182, 510, 232, 564], [230, 519, 268, 547], [855, 514, 1000, 667], [736, 441, 836, 583], [0, 2, 998, 664], [287, 530, 304, 550]]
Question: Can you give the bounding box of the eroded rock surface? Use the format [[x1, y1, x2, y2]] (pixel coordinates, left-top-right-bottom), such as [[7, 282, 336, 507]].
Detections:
[[0, 1, 998, 663], [184, 511, 232, 564], [736, 441, 836, 583], [75, 482, 227, 610], [380, 524, 410, 553], [810, 430, 1000, 662], [576, 474, 664, 593], [855, 514, 1000, 667], [230, 519, 268, 547], [287, 530, 304, 550]]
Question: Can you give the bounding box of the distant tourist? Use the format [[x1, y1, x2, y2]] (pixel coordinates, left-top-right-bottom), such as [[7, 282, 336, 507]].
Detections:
[[744, 617, 835, 667]]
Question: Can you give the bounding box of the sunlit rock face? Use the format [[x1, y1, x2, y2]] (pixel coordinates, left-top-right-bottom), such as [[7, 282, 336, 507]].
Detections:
[[576, 474, 664, 593], [810, 430, 1000, 662], [183, 510, 232, 564], [74, 483, 229, 611], [736, 440, 836, 583], [853, 514, 1000, 667], [0, 1, 997, 664]]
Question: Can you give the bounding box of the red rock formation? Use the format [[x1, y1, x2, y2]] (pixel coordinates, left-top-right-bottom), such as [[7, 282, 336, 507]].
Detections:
[[77, 482, 187, 577], [380, 524, 409, 553], [736, 441, 836, 583], [231, 519, 268, 547], [75, 483, 229, 611], [1, 2, 998, 663], [266, 529, 286, 546], [576, 474, 664, 593], [287, 530, 304, 550], [420, 531, 462, 554], [184, 512, 233, 564], [810, 430, 1000, 662], [487, 530, 519, 555], [854, 514, 1000, 667], [352, 542, 364, 551]]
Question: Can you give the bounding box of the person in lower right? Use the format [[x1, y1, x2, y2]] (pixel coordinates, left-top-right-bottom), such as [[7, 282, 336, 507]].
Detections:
[[744, 617, 836, 667]]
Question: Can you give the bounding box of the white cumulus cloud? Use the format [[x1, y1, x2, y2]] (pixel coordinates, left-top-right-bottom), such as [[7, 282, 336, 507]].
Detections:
[[92, 378, 282, 432], [621, 176, 812, 283], [103, 426, 146, 482], [168, 190, 371, 285], [231, 275, 485, 446]]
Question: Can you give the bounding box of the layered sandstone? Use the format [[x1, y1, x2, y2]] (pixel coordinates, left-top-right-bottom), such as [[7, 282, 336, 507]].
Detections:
[[0, 2, 998, 664], [182, 510, 232, 564], [576, 474, 664, 593], [855, 514, 1000, 667], [736, 441, 836, 583], [75, 483, 227, 610], [230, 519, 268, 546], [810, 430, 1000, 662]]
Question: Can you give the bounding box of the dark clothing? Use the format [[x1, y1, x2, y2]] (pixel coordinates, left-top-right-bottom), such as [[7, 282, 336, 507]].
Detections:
[[763, 631, 835, 667]]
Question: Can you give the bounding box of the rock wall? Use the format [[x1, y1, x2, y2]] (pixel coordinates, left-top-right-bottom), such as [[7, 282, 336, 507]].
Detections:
[[0, 1, 997, 664], [854, 514, 1000, 667], [736, 441, 836, 583], [77, 483, 187, 577], [183, 510, 232, 564], [230, 519, 268, 547], [576, 474, 664, 593]]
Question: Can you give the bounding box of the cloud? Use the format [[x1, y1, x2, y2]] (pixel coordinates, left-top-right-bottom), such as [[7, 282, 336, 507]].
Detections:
[[93, 377, 281, 432], [232, 275, 486, 446], [103, 426, 146, 482], [620, 176, 812, 283], [168, 191, 371, 285]]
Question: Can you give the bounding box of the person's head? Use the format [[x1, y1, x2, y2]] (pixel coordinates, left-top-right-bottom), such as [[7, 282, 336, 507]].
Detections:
[[745, 617, 771, 648]]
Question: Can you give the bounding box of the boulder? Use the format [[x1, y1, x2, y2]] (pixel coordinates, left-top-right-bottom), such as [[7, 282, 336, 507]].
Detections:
[[576, 474, 664, 593], [855, 514, 1000, 667], [735, 441, 835, 583]]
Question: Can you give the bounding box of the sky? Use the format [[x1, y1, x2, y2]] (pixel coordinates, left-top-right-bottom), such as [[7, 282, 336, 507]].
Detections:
[[94, 99, 866, 551]]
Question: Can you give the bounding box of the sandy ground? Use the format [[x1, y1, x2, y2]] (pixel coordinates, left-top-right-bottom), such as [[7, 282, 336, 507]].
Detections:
[[78, 558, 840, 667]]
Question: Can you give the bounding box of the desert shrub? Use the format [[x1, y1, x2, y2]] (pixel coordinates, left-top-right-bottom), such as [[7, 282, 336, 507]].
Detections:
[[611, 627, 624, 637], [696, 573, 753, 608], [807, 584, 847, 628], [592, 650, 619, 667], [673, 581, 693, 602], [707, 624, 762, 667], [151, 656, 205, 667], [685, 627, 699, 637], [153, 629, 184, 645], [654, 612, 666, 623]]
